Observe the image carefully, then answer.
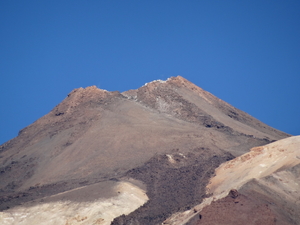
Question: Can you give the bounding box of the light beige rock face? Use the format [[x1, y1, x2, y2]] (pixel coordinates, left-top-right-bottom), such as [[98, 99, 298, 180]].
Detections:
[[207, 135, 300, 198], [163, 136, 300, 225], [0, 180, 148, 225]]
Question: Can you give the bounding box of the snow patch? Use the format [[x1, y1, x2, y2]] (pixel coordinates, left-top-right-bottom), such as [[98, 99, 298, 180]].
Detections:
[[143, 78, 170, 87]]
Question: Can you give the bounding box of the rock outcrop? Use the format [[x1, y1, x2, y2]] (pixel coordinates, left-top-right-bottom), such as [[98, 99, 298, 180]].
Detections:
[[163, 135, 300, 225]]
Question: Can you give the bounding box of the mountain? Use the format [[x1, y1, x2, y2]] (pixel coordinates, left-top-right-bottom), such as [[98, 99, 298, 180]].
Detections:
[[0, 76, 291, 224]]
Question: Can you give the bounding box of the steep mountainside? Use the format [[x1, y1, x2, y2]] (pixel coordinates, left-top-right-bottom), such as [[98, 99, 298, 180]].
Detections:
[[0, 76, 290, 224]]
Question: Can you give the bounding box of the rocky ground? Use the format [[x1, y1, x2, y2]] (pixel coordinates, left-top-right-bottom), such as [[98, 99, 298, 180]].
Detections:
[[163, 136, 300, 225]]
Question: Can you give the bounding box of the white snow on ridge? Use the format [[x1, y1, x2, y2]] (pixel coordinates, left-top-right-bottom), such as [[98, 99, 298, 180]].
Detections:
[[143, 78, 172, 87]]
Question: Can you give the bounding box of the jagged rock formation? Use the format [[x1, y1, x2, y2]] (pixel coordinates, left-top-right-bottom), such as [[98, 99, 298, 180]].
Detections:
[[0, 76, 290, 224]]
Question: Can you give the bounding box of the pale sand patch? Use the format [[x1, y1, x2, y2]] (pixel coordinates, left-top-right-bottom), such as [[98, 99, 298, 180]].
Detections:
[[0, 180, 148, 225]]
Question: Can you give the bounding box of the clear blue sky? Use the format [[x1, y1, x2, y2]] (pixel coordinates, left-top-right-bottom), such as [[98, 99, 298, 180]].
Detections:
[[1, 1, 299, 144]]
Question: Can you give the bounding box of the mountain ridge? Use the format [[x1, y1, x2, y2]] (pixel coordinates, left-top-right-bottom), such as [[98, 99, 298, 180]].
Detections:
[[0, 76, 291, 224]]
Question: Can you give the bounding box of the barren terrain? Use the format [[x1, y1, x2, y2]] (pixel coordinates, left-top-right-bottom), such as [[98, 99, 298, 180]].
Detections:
[[163, 135, 300, 225], [0, 76, 291, 224]]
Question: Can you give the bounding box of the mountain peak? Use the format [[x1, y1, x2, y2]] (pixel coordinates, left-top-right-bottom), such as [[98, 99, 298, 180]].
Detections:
[[67, 85, 108, 98], [52, 85, 121, 117], [134, 76, 218, 106], [0, 76, 291, 225], [123, 75, 206, 100], [141, 75, 194, 88]]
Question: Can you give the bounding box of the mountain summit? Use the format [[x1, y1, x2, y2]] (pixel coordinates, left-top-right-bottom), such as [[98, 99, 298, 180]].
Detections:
[[0, 76, 292, 224]]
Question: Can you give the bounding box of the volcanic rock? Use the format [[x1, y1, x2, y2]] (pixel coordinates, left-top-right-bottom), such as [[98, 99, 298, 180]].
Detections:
[[0, 76, 291, 224], [163, 135, 300, 225]]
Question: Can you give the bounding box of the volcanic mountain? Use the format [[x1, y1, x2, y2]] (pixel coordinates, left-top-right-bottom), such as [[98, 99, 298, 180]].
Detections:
[[0, 76, 293, 224]]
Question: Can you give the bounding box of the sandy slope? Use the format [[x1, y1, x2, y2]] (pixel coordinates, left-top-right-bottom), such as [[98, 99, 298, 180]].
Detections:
[[0, 180, 148, 225], [208, 135, 300, 197]]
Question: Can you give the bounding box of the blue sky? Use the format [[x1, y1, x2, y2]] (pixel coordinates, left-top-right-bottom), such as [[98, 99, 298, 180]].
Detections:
[[1, 1, 299, 144]]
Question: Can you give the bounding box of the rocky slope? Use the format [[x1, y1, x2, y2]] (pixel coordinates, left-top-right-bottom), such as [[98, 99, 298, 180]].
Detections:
[[163, 135, 300, 225], [0, 76, 290, 224]]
